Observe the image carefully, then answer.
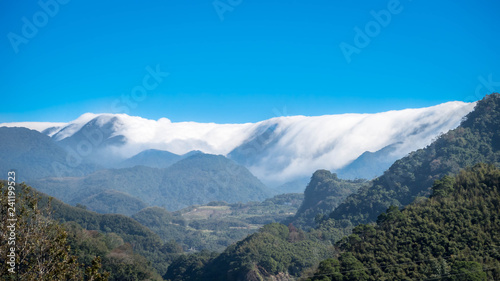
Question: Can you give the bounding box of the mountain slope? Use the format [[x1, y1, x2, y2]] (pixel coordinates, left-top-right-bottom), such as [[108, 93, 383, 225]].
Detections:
[[158, 153, 273, 210], [55, 114, 128, 167], [285, 170, 366, 230], [0, 181, 183, 278], [118, 149, 183, 168], [30, 165, 164, 209], [306, 164, 500, 280], [31, 153, 274, 212], [334, 143, 400, 180], [78, 189, 149, 216], [165, 223, 334, 281], [329, 93, 500, 226], [0, 127, 98, 180]]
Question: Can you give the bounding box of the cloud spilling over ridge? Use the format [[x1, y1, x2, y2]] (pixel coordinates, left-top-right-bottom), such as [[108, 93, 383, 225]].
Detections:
[[239, 101, 475, 185], [0, 101, 476, 186]]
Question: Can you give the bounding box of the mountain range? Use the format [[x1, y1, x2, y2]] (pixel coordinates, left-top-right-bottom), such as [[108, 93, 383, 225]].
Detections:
[[31, 153, 273, 212], [2, 95, 499, 280], [1, 101, 475, 188], [161, 95, 500, 281]]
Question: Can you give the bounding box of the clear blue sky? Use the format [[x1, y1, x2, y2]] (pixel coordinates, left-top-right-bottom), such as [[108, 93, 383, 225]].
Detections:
[[1, 0, 499, 123]]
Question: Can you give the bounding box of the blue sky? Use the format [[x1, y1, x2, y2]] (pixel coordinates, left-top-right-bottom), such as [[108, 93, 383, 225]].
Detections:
[[1, 0, 499, 123]]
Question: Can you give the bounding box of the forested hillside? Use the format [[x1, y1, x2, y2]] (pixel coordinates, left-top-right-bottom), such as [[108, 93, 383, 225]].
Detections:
[[285, 170, 366, 230], [45, 188, 186, 278], [164, 223, 333, 281], [329, 93, 500, 226], [306, 164, 500, 280], [0, 182, 184, 279]]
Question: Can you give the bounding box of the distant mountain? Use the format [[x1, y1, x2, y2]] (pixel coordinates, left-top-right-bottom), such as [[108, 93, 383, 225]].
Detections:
[[1, 101, 475, 185], [274, 177, 311, 193], [227, 102, 474, 186], [118, 149, 182, 168], [54, 114, 129, 167], [32, 153, 274, 212], [158, 153, 273, 210], [329, 93, 500, 226], [30, 165, 163, 208], [0, 127, 273, 213], [334, 143, 400, 180], [78, 189, 148, 216], [118, 149, 203, 169], [0, 127, 98, 180]]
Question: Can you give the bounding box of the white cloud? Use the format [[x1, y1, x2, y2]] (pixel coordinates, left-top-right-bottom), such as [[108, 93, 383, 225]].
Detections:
[[244, 101, 475, 185]]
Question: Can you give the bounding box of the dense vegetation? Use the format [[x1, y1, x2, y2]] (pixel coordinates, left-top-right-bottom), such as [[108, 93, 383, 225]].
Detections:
[[286, 170, 366, 230], [305, 164, 500, 280], [0, 182, 108, 280], [165, 223, 333, 281], [28, 184, 183, 279], [79, 189, 148, 216], [3, 182, 301, 279], [329, 93, 500, 226], [133, 193, 303, 252]]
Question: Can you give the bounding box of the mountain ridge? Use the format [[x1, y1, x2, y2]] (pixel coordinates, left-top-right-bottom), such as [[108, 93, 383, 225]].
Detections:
[[31, 153, 274, 212], [329, 93, 500, 226], [1, 101, 476, 186]]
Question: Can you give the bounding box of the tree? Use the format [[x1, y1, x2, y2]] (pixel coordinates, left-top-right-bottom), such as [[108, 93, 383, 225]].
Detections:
[[447, 261, 486, 281], [338, 253, 369, 281], [0, 182, 107, 280]]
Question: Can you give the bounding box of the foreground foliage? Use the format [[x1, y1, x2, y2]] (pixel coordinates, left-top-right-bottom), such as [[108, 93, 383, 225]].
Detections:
[[1, 182, 186, 280], [0, 183, 108, 280], [40, 188, 183, 279], [306, 164, 500, 280]]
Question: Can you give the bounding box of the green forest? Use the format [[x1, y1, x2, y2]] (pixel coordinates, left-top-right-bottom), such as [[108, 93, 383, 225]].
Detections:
[[305, 163, 500, 280]]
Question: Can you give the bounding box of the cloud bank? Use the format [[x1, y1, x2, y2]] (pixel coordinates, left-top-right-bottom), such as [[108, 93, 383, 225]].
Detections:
[[0, 101, 476, 186]]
